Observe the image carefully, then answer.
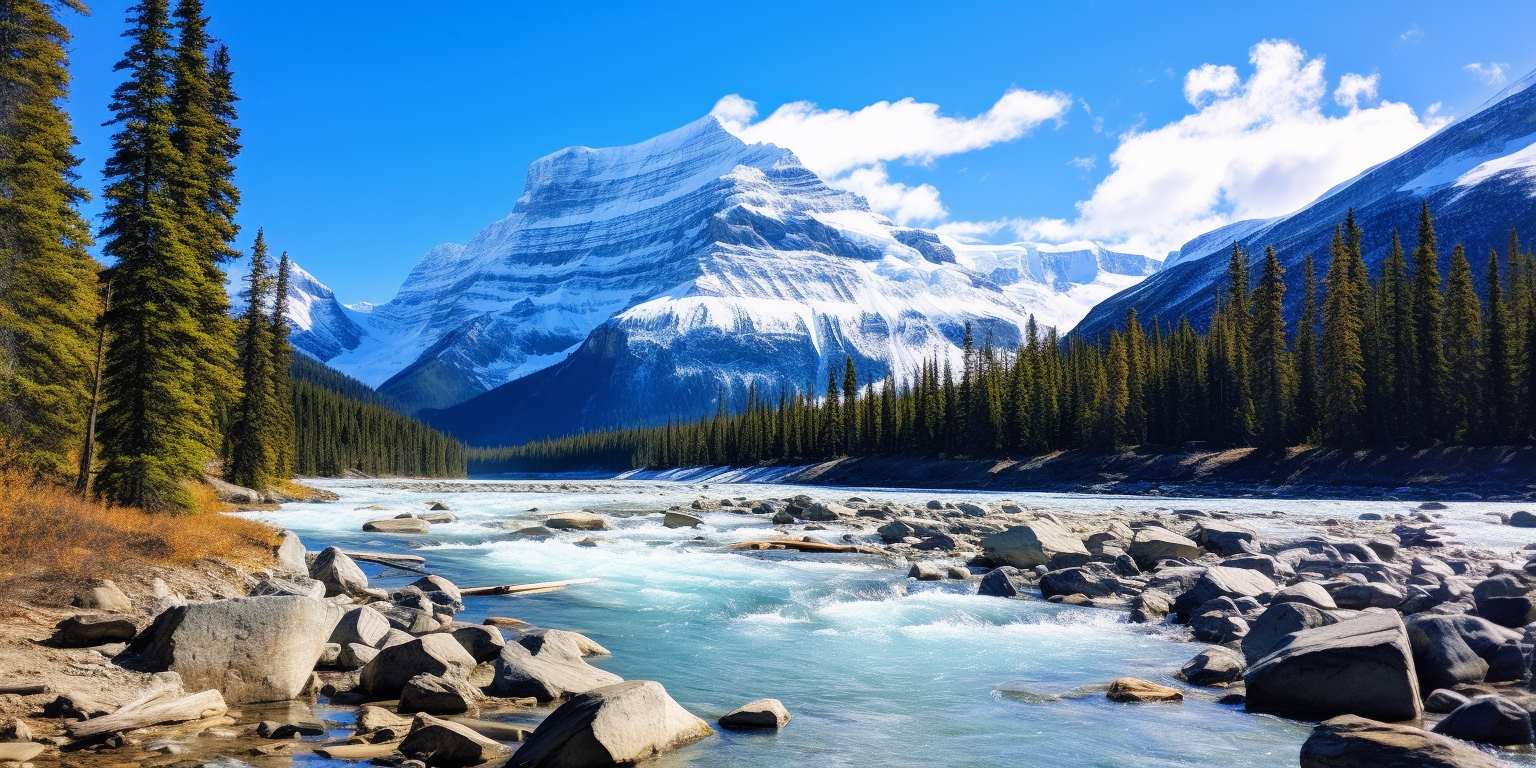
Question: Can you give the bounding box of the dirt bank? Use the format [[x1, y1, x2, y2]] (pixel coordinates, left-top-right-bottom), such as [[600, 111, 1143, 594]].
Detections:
[[782, 446, 1536, 501]]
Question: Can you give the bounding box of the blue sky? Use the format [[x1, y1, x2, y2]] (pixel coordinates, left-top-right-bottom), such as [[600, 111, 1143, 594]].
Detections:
[[63, 1, 1536, 304]]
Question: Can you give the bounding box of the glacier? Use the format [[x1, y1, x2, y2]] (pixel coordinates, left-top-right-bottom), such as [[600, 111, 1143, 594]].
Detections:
[[288, 115, 1158, 442]]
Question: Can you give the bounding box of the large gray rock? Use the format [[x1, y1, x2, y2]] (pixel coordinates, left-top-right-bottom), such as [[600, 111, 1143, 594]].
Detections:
[[363, 517, 431, 533], [451, 624, 507, 663], [505, 681, 713, 768], [488, 639, 622, 701], [1406, 615, 1490, 692], [399, 673, 480, 715], [545, 513, 611, 531], [981, 521, 1087, 569], [1128, 527, 1202, 569], [1245, 612, 1421, 722], [72, 579, 132, 612], [275, 530, 307, 574], [1330, 582, 1406, 610], [400, 713, 510, 767], [519, 629, 611, 660], [1172, 566, 1276, 621], [1180, 646, 1246, 686], [329, 605, 390, 648], [126, 595, 341, 704], [1129, 589, 1172, 624], [1300, 715, 1504, 768], [359, 633, 476, 696], [1271, 581, 1337, 610], [309, 547, 369, 598], [977, 567, 1027, 598], [1039, 564, 1129, 599], [1433, 695, 1533, 746], [1243, 601, 1335, 665], [1191, 520, 1258, 556]]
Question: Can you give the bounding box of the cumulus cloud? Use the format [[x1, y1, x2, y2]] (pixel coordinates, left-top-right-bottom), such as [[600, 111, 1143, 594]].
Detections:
[[1069, 155, 1097, 172], [1333, 73, 1379, 110], [1464, 62, 1508, 85], [990, 39, 1446, 257], [712, 87, 1071, 224]]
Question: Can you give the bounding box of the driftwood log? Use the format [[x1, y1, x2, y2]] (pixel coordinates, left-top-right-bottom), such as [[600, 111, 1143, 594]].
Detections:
[[728, 539, 882, 555], [461, 578, 598, 597], [68, 687, 227, 739]]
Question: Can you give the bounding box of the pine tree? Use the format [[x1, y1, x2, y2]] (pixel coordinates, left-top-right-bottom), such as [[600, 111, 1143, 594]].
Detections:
[[1124, 309, 1148, 444], [1443, 246, 1483, 442], [1294, 254, 1321, 443], [1485, 248, 1517, 443], [821, 367, 841, 456], [0, 0, 101, 480], [169, 0, 238, 448], [95, 0, 214, 512], [1321, 224, 1365, 445], [841, 356, 857, 455], [1384, 232, 1415, 441], [269, 252, 295, 477], [1252, 246, 1289, 447], [1410, 203, 1446, 443], [227, 230, 273, 489], [1224, 244, 1255, 443]]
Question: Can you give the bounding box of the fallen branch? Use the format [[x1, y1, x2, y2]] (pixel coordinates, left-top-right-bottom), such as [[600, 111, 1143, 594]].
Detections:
[[728, 539, 882, 555], [0, 683, 46, 695], [69, 688, 227, 739], [343, 550, 427, 567], [461, 578, 598, 596]]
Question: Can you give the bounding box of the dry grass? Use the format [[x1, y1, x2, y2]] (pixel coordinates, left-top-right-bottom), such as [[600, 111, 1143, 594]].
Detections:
[[0, 472, 277, 598]]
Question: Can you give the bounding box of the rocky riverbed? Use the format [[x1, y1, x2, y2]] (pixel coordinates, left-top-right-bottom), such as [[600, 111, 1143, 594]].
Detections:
[[6, 478, 1536, 767]]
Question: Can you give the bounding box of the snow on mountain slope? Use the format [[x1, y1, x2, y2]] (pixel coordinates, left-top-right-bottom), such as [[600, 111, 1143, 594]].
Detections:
[[292, 115, 1156, 439], [284, 261, 365, 361], [1075, 68, 1536, 340]]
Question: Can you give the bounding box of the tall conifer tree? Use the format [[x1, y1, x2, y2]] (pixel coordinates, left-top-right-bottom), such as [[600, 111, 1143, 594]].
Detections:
[[269, 252, 295, 477], [1443, 246, 1483, 442], [1252, 246, 1289, 447], [1485, 248, 1517, 442], [227, 230, 273, 489], [1321, 225, 1365, 445], [96, 0, 213, 512], [1293, 254, 1320, 443], [0, 0, 101, 480], [1410, 203, 1446, 443]]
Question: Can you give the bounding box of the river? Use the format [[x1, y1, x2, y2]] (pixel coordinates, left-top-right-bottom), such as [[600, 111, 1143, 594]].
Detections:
[[240, 478, 1536, 767]]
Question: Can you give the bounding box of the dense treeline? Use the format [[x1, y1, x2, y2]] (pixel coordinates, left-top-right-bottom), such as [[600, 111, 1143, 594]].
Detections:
[[477, 207, 1536, 472], [292, 378, 467, 478]]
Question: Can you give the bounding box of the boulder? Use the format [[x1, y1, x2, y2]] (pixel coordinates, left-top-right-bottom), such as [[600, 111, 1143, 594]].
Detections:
[[1039, 564, 1129, 599], [1476, 593, 1536, 628], [1192, 520, 1258, 556], [73, 579, 132, 612], [1179, 647, 1246, 686], [1271, 582, 1337, 610], [51, 614, 136, 647], [908, 562, 944, 581], [977, 567, 1027, 598], [1171, 566, 1276, 621], [1221, 553, 1293, 581], [249, 572, 326, 599], [1426, 689, 1472, 714], [546, 513, 612, 531], [1244, 612, 1421, 722], [362, 517, 431, 534], [1105, 677, 1182, 703], [450, 624, 506, 663], [1406, 615, 1490, 692], [1432, 695, 1533, 746], [275, 531, 307, 574], [1330, 582, 1406, 610], [954, 501, 988, 517], [409, 575, 465, 613], [125, 595, 341, 704], [799, 501, 853, 521], [1192, 610, 1249, 645], [1243, 601, 1335, 665], [1129, 589, 1172, 624], [718, 698, 791, 729], [400, 713, 510, 767], [309, 547, 369, 598], [663, 511, 703, 529], [329, 605, 389, 648], [518, 629, 611, 660], [504, 681, 712, 768], [981, 521, 1087, 569], [877, 520, 915, 543], [1300, 715, 1503, 768], [488, 640, 622, 701], [359, 633, 476, 696], [337, 642, 379, 671], [1128, 528, 1202, 570], [1509, 510, 1536, 528], [399, 673, 480, 715]]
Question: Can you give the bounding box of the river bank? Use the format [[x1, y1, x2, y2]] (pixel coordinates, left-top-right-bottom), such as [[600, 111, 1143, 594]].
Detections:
[[766, 445, 1536, 501]]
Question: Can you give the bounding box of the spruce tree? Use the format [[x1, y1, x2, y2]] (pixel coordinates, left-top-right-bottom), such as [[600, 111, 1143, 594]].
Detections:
[[1410, 203, 1446, 443], [1384, 232, 1415, 441], [95, 0, 214, 512], [0, 0, 101, 480], [1293, 254, 1321, 443], [841, 356, 857, 454], [227, 230, 274, 489], [1251, 246, 1289, 447], [1485, 248, 1517, 443], [1442, 246, 1483, 442], [1321, 224, 1365, 445], [1224, 245, 1255, 443], [269, 252, 295, 477]]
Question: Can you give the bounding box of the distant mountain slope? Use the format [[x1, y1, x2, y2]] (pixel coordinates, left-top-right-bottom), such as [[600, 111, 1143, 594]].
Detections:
[[1074, 70, 1536, 339], [286, 115, 1157, 442]]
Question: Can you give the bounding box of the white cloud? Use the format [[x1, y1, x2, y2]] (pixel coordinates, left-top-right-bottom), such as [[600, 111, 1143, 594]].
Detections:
[[1464, 62, 1509, 85], [1333, 72, 1379, 110], [987, 39, 1446, 258], [1069, 155, 1096, 171], [1399, 25, 1423, 43], [712, 88, 1070, 225], [1184, 63, 1239, 106]]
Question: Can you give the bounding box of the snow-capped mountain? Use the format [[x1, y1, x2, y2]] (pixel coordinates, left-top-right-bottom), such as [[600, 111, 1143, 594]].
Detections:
[[284, 261, 365, 361], [1074, 69, 1536, 340], [293, 115, 1157, 443]]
